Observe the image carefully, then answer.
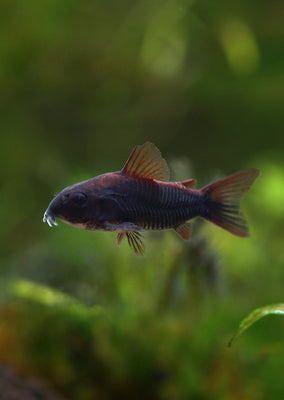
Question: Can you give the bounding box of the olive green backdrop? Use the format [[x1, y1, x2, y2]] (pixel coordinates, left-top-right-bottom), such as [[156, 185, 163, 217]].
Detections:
[[0, 1, 283, 399]]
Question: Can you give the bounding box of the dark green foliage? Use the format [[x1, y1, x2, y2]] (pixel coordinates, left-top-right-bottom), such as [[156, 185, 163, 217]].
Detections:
[[229, 303, 284, 346]]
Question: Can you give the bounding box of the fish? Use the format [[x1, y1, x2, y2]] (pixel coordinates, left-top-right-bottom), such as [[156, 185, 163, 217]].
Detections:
[[43, 142, 259, 255]]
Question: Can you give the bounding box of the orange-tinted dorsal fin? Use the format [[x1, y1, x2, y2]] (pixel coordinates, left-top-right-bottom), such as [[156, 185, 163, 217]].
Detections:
[[122, 142, 170, 181], [175, 222, 192, 241], [181, 179, 196, 189]]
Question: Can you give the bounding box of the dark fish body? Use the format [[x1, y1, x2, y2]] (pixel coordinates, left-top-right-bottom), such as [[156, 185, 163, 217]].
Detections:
[[106, 175, 203, 230], [43, 142, 259, 254], [46, 173, 202, 229]]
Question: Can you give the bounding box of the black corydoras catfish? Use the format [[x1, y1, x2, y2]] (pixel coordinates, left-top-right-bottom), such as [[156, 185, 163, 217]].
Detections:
[[43, 142, 259, 255]]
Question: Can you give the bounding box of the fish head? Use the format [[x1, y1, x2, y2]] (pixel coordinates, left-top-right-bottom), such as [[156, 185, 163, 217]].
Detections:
[[43, 182, 96, 229], [43, 172, 126, 230]]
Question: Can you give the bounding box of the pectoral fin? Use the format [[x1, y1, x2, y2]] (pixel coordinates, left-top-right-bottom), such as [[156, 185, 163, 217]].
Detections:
[[116, 231, 146, 255], [116, 232, 126, 247], [126, 231, 146, 255]]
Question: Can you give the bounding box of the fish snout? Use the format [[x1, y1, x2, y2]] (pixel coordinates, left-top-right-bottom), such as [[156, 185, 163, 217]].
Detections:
[[43, 206, 58, 228]]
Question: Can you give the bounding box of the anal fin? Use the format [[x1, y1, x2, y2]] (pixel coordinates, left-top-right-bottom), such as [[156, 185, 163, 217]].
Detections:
[[175, 222, 192, 241]]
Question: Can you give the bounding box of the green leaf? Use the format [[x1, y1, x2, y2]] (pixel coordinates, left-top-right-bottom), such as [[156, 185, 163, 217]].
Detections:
[[9, 278, 78, 307], [229, 303, 284, 347], [8, 278, 103, 316]]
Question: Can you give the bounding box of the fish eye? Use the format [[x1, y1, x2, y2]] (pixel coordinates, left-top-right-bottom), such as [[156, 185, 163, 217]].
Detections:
[[69, 192, 87, 207]]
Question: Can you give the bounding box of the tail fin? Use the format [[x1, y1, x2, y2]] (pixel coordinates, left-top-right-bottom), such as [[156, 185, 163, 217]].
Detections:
[[201, 169, 259, 237]]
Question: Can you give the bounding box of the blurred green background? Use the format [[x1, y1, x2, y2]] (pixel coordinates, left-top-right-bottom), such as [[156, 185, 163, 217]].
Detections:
[[0, 1, 283, 399]]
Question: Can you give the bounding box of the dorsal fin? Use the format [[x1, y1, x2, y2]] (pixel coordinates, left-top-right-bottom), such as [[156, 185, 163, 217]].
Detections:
[[175, 222, 192, 241], [181, 179, 196, 189], [122, 142, 170, 181]]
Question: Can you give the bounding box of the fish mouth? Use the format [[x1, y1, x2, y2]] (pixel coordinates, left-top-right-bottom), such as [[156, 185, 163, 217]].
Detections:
[[43, 210, 58, 227]]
